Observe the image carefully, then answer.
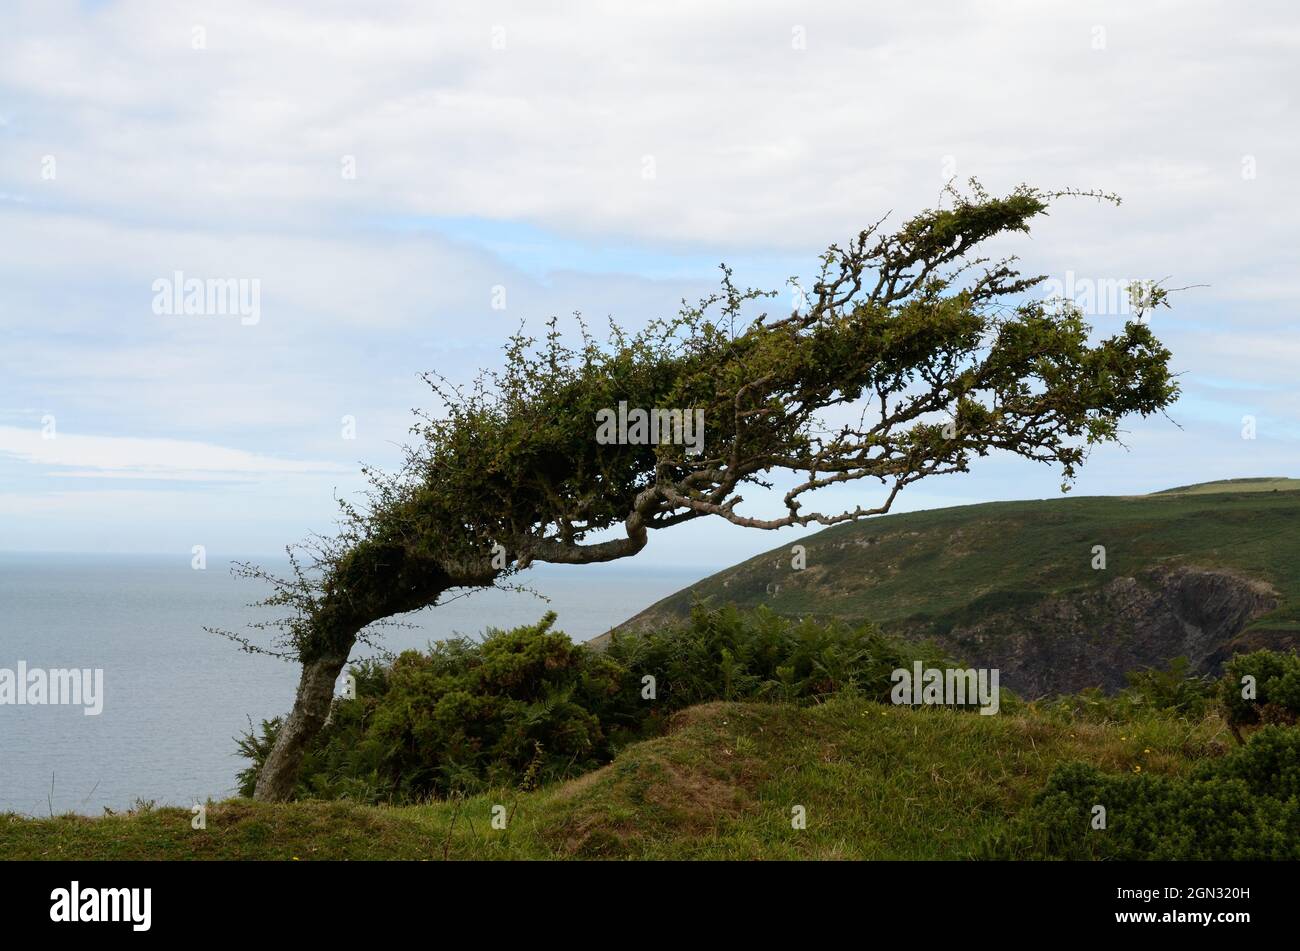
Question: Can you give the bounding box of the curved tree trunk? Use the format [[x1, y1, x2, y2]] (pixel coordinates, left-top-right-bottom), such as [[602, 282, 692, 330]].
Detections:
[[253, 653, 348, 801], [251, 546, 468, 802], [248, 533, 641, 801]]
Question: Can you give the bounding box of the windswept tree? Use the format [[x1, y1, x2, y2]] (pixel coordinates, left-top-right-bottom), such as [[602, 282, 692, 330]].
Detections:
[[218, 182, 1178, 801]]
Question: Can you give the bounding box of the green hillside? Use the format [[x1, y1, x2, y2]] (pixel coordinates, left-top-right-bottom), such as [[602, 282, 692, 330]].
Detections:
[[615, 480, 1300, 693], [1153, 477, 1300, 496]]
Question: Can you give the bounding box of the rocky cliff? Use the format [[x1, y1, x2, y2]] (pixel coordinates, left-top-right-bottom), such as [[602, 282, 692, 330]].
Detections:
[[928, 566, 1279, 695]]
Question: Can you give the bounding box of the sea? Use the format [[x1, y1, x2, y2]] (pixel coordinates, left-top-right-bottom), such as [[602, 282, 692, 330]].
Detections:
[[0, 552, 710, 816]]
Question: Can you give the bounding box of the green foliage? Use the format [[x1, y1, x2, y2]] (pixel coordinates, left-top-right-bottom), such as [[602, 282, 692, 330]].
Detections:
[[1209, 724, 1300, 799], [222, 182, 1183, 801], [985, 651, 1300, 860], [239, 613, 621, 802], [237, 604, 949, 802], [1037, 656, 1215, 724], [604, 602, 943, 709], [219, 182, 1181, 672], [6, 693, 1226, 861], [1221, 648, 1300, 729], [1121, 657, 1215, 718], [983, 728, 1300, 860]]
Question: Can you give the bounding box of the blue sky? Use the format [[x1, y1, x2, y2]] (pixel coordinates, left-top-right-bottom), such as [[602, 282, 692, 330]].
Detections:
[[1, 0, 1297, 567]]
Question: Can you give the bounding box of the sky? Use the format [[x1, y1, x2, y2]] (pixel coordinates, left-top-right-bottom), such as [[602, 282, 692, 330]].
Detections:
[[0, 0, 1297, 568]]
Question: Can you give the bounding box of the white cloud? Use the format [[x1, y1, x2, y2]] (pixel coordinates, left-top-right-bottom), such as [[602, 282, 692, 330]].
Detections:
[[0, 425, 350, 481], [0, 0, 1296, 560], [0, 0, 1293, 258]]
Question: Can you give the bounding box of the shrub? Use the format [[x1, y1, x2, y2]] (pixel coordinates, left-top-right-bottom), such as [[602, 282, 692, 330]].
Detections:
[[239, 612, 622, 802], [983, 651, 1300, 859], [1221, 649, 1300, 732], [602, 602, 947, 709], [238, 603, 952, 802], [1120, 656, 1215, 719], [982, 724, 1300, 860], [1034, 656, 1215, 725], [1204, 724, 1300, 799]]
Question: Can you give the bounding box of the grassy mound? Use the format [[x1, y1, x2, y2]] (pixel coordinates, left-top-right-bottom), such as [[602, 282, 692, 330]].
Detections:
[[0, 695, 1229, 861]]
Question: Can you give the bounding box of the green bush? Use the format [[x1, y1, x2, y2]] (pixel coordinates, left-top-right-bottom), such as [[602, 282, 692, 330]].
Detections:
[[1121, 656, 1215, 718], [1206, 724, 1300, 800], [602, 602, 946, 708], [1035, 656, 1214, 725], [239, 613, 623, 802], [238, 603, 948, 802], [1221, 648, 1300, 731], [982, 724, 1300, 860], [983, 652, 1300, 860]]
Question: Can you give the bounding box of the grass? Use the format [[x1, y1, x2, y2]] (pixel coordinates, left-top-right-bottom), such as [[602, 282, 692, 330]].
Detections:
[[618, 479, 1300, 639], [1152, 477, 1300, 496], [0, 695, 1229, 860]]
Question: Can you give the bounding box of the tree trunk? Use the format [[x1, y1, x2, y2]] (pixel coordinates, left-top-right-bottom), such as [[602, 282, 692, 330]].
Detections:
[[248, 547, 482, 801], [253, 653, 348, 801]]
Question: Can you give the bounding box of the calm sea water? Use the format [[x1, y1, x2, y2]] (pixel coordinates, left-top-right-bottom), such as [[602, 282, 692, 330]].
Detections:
[[0, 553, 709, 816]]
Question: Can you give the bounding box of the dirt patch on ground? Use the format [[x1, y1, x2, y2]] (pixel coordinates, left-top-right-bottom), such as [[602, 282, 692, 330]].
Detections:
[[554, 754, 750, 857], [643, 759, 748, 820]]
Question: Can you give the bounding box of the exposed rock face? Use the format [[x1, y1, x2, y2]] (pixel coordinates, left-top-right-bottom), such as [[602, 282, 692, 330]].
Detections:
[[935, 567, 1278, 696]]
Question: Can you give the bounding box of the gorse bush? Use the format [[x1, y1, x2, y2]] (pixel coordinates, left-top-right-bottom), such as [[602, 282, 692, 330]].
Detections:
[[983, 726, 1300, 860], [237, 604, 944, 802], [1221, 648, 1300, 732], [1211, 724, 1300, 799], [985, 649, 1300, 860], [238, 613, 624, 802]]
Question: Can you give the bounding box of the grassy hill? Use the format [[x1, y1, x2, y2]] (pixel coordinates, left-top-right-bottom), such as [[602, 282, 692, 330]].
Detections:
[[0, 695, 1227, 860], [1153, 477, 1300, 496], [614, 479, 1300, 694]]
